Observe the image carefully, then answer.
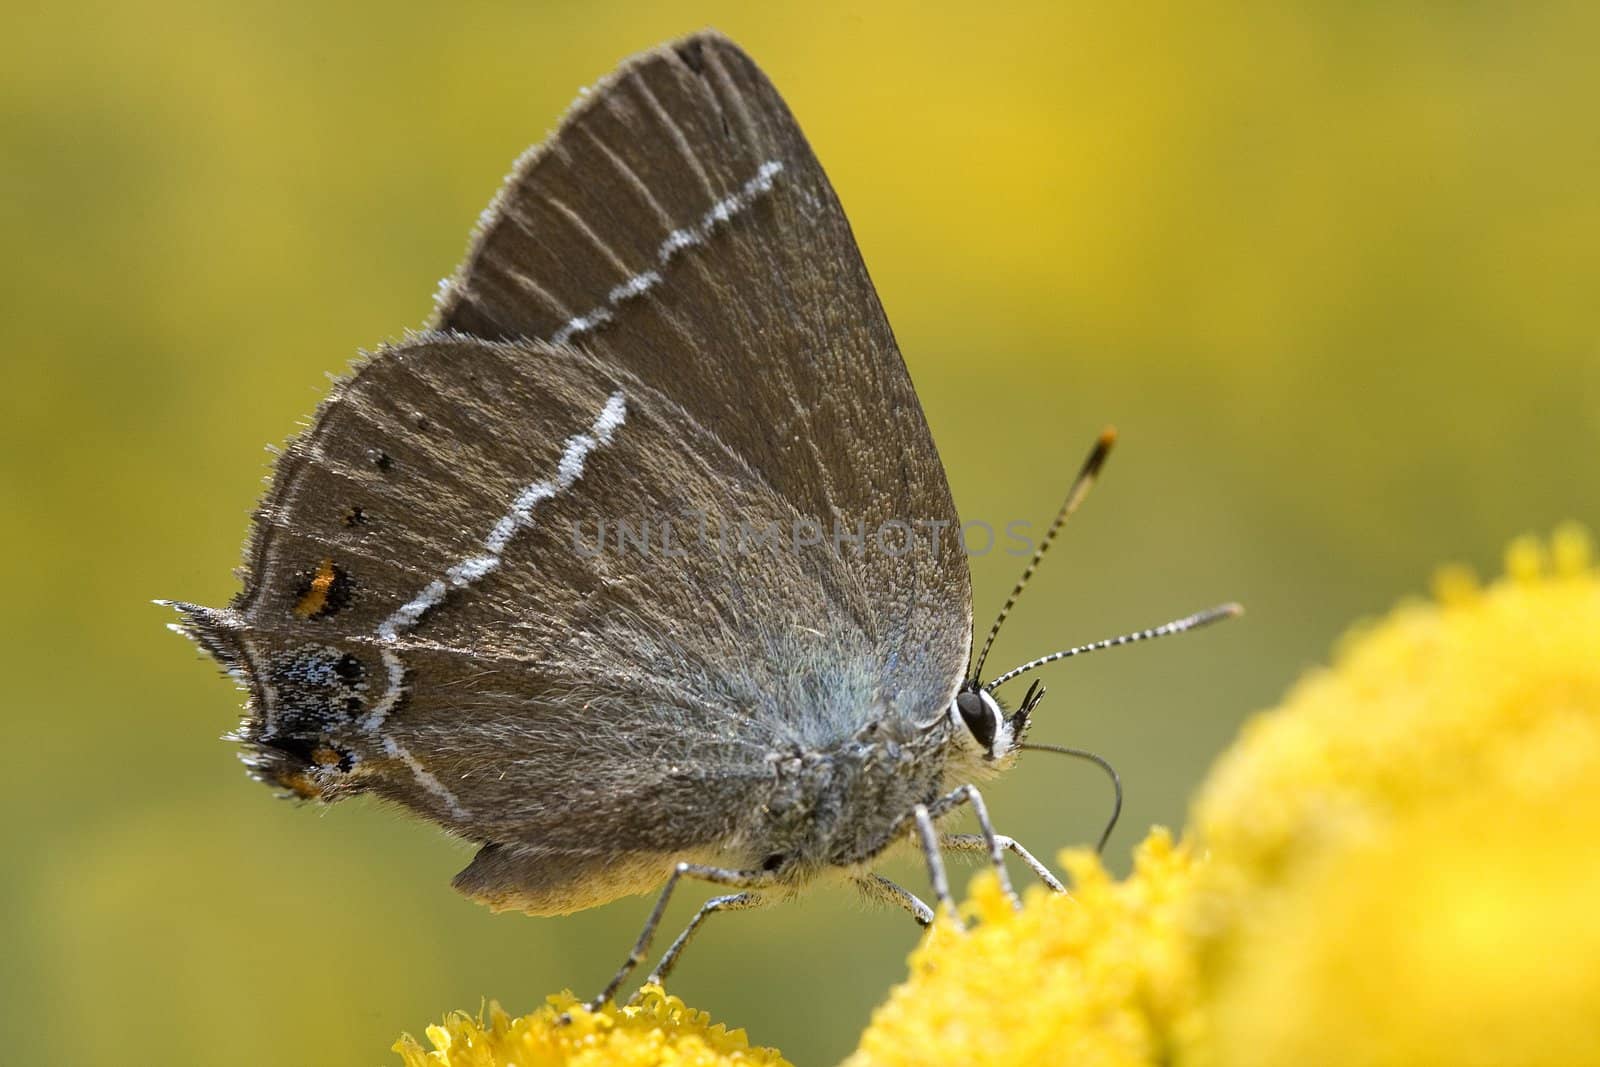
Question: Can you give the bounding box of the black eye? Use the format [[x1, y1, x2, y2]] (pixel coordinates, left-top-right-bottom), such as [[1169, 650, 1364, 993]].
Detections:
[[956, 690, 997, 750]]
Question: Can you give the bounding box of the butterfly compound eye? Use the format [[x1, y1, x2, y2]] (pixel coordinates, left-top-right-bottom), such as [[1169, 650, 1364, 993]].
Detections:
[[954, 690, 1000, 752]]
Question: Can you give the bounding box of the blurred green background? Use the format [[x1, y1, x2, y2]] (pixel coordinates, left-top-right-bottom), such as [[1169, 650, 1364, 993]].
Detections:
[[4, 2, 1597, 1064]]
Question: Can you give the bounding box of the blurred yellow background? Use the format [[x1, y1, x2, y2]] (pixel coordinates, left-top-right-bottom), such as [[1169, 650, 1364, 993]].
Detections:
[[4, 2, 1596, 1064]]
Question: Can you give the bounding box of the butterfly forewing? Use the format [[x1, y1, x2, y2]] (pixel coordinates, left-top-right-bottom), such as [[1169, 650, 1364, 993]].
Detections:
[[436, 33, 971, 692]]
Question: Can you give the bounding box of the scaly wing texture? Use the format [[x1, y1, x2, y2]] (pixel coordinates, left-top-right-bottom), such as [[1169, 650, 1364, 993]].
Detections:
[[435, 31, 970, 681], [182, 335, 907, 909], [174, 32, 969, 913]]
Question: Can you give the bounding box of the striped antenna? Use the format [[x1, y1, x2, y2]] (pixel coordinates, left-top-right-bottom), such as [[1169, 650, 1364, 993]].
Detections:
[[970, 428, 1117, 683], [983, 602, 1243, 692]]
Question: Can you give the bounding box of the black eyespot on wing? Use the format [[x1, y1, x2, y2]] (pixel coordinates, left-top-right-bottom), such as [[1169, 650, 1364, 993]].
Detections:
[[956, 691, 997, 751], [333, 652, 366, 713], [265, 644, 369, 734], [332, 652, 364, 685], [260, 733, 318, 764]]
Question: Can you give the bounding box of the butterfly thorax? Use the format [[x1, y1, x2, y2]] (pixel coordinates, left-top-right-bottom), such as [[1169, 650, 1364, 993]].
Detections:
[[751, 714, 954, 882]]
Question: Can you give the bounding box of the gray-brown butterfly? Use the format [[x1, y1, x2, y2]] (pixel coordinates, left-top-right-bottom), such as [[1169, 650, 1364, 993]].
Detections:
[[163, 30, 1237, 1007]]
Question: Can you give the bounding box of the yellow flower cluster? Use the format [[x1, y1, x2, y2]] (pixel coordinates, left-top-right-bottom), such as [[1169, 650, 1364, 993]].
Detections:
[[1198, 768, 1600, 1067], [394, 986, 789, 1067], [1191, 524, 1600, 899], [844, 831, 1200, 1067], [395, 525, 1600, 1066], [1188, 523, 1600, 1066]]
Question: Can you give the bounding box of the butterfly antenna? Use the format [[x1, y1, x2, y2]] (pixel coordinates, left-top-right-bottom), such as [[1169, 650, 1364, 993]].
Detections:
[[984, 602, 1242, 692], [1018, 740, 1123, 854], [970, 428, 1117, 683]]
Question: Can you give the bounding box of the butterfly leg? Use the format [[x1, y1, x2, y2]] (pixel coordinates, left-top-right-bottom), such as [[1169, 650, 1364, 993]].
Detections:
[[587, 861, 772, 1011], [641, 891, 766, 991], [855, 872, 934, 926], [910, 803, 963, 927], [940, 833, 1065, 893], [925, 784, 1021, 910]]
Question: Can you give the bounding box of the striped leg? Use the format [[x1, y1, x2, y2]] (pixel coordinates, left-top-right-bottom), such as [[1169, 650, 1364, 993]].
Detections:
[[587, 861, 773, 1011], [940, 833, 1064, 892], [641, 891, 767, 990], [856, 872, 935, 926]]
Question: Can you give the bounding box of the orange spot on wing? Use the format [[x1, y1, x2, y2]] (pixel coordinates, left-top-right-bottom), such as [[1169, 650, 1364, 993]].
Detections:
[[279, 770, 323, 799], [294, 558, 337, 618]]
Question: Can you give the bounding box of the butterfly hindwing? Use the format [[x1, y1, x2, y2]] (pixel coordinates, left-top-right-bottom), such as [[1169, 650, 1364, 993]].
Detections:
[[179, 335, 904, 909]]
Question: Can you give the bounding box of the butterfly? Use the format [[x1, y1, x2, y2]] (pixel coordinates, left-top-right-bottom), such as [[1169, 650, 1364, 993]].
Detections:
[[163, 30, 1236, 1007]]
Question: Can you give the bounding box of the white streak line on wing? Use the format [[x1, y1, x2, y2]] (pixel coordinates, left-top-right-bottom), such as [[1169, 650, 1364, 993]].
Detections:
[[383, 733, 467, 819], [364, 391, 629, 815], [548, 159, 784, 346]]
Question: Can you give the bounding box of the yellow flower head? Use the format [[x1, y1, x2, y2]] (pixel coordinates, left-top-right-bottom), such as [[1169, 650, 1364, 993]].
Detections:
[[1187, 523, 1600, 1066], [1191, 522, 1600, 898], [1199, 769, 1600, 1067], [846, 830, 1201, 1067], [394, 985, 790, 1067]]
